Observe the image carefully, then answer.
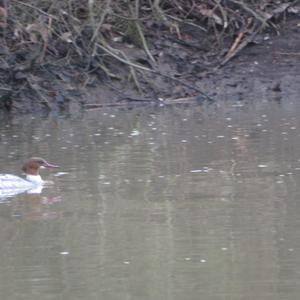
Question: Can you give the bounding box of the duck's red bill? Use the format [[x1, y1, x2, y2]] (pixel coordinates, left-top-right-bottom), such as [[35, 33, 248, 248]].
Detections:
[[44, 162, 60, 168]]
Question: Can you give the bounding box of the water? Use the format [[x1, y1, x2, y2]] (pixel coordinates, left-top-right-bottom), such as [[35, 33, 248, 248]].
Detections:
[[0, 99, 300, 300]]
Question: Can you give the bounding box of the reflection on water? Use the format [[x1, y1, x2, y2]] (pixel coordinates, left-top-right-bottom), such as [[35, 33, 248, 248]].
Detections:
[[0, 99, 300, 300]]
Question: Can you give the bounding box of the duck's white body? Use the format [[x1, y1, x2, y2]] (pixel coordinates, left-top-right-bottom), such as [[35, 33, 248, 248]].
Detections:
[[0, 174, 45, 200], [0, 174, 43, 188], [0, 158, 59, 201]]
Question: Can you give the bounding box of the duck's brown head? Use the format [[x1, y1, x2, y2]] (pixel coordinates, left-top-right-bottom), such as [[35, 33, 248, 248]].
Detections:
[[22, 157, 59, 175]]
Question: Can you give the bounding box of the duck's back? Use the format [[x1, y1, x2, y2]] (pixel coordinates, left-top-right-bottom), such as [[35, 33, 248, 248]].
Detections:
[[0, 174, 35, 201], [0, 174, 33, 189]]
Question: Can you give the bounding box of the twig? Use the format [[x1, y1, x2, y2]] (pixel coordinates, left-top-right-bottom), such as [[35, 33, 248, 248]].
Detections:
[[96, 42, 153, 71], [163, 96, 202, 104], [84, 103, 130, 109], [90, 0, 111, 43], [102, 81, 154, 102], [228, 0, 268, 26], [219, 24, 263, 67], [153, 71, 213, 101], [167, 36, 207, 51], [165, 14, 207, 32], [96, 42, 213, 100], [121, 50, 142, 92], [226, 31, 245, 58], [277, 52, 300, 56], [26, 77, 50, 109], [132, 0, 155, 63], [11, 0, 58, 20]]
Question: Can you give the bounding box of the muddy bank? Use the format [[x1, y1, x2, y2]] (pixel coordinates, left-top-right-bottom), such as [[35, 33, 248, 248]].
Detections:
[[0, 1, 299, 114], [203, 17, 300, 103], [76, 17, 300, 112]]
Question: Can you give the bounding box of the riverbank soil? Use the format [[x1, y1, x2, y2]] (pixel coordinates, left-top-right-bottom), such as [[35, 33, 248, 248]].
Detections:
[[203, 17, 300, 103], [0, 2, 299, 114], [84, 17, 300, 108]]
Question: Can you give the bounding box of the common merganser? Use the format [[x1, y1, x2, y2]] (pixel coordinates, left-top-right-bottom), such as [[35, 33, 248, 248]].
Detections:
[[0, 157, 59, 200]]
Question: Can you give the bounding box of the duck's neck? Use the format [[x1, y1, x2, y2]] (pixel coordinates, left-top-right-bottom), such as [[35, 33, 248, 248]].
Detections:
[[26, 174, 44, 185]]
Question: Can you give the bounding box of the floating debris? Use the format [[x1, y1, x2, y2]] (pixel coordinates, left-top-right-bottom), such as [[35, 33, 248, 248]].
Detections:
[[131, 130, 140, 136], [54, 172, 69, 177], [258, 164, 268, 168]]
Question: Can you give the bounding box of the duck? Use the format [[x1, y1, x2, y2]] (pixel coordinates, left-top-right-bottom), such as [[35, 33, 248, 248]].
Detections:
[[0, 157, 59, 200]]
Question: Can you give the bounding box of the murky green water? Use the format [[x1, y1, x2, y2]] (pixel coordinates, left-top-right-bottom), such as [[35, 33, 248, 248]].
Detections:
[[0, 99, 300, 300]]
